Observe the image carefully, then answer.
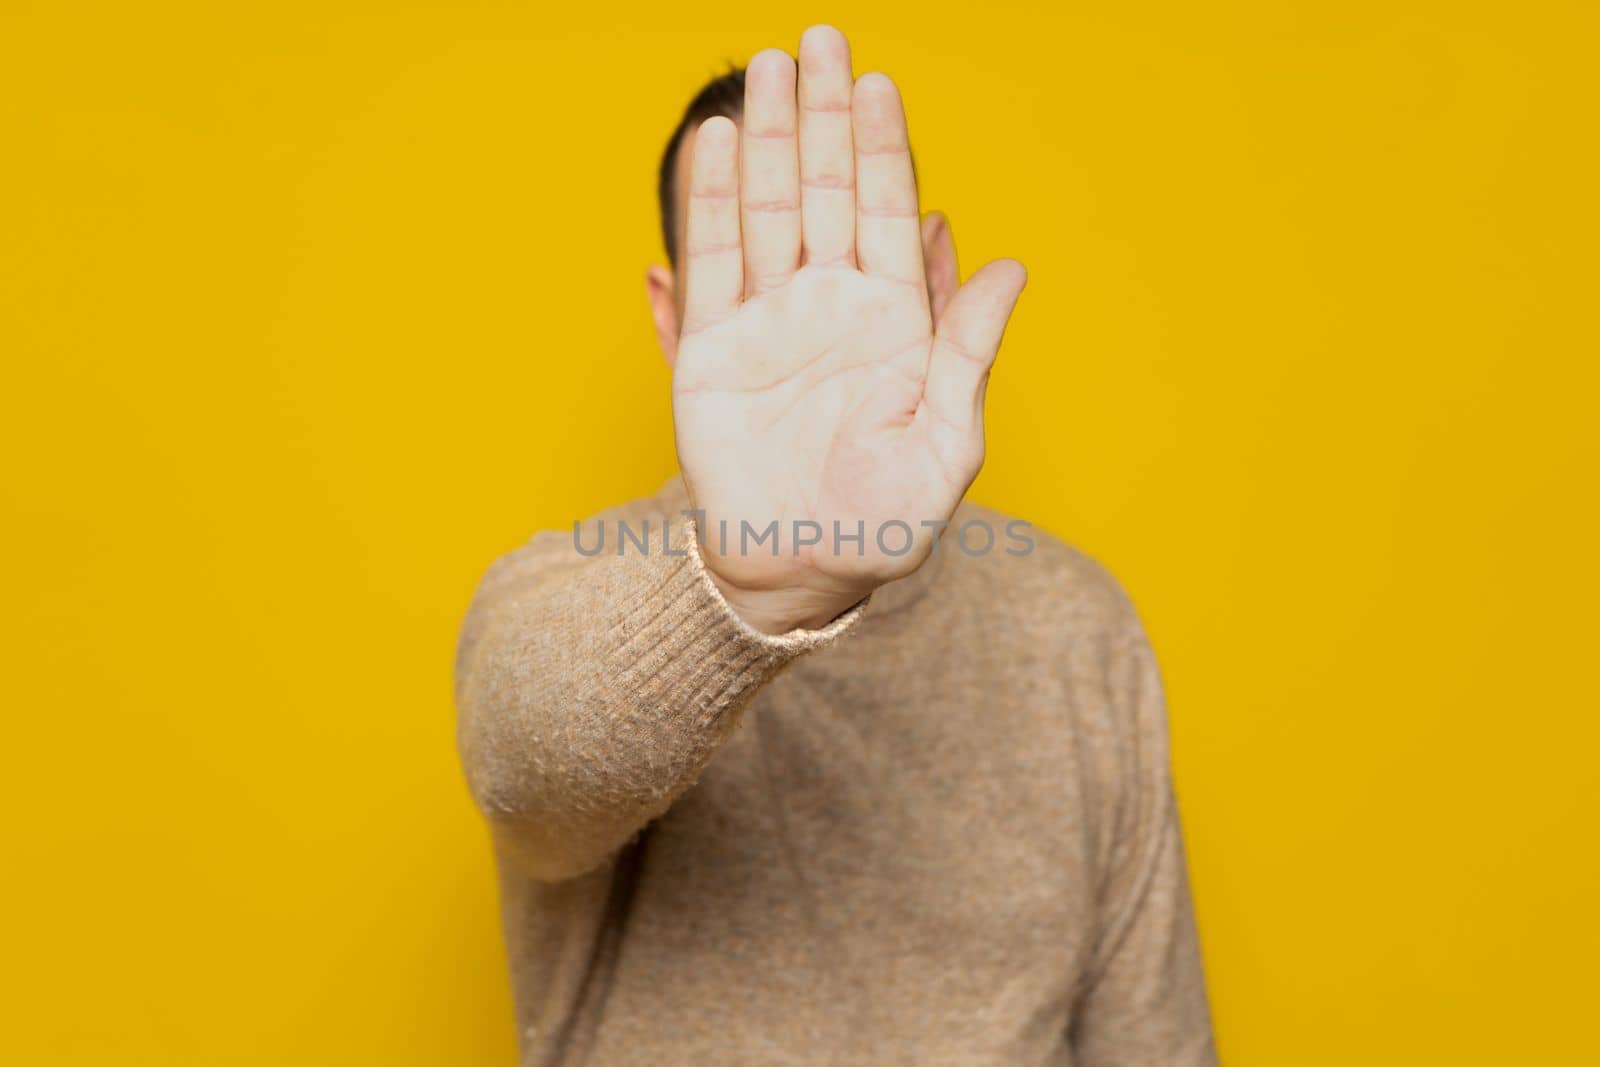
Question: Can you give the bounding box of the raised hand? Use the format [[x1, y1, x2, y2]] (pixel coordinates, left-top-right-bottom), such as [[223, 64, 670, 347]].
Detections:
[[673, 25, 1027, 633]]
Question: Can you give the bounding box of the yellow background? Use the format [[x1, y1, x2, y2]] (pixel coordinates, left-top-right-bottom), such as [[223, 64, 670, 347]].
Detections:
[[3, 2, 1597, 1063]]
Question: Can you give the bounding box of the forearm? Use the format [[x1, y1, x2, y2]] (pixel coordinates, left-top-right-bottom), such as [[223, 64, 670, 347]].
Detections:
[[455, 514, 864, 881]]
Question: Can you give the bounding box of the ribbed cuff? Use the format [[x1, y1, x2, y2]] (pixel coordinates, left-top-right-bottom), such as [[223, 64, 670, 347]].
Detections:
[[592, 516, 868, 731]]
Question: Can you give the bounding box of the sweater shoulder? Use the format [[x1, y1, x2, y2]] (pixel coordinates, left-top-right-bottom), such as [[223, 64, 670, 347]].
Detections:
[[942, 500, 1144, 644]]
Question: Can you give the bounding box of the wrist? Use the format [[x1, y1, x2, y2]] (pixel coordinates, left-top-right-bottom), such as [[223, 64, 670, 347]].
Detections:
[[706, 572, 867, 635]]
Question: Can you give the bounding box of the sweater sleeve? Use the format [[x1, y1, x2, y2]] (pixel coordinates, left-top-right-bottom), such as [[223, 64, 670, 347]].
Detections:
[[1069, 601, 1218, 1067], [454, 503, 866, 882]]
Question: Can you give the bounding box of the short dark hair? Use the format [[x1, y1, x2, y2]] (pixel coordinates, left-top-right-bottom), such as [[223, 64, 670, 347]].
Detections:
[[658, 67, 745, 267]]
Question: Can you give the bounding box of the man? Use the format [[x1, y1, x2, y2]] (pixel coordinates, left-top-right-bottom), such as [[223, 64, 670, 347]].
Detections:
[[456, 25, 1216, 1065]]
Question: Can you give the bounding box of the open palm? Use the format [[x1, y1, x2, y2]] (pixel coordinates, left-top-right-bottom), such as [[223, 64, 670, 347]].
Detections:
[[673, 27, 1026, 629]]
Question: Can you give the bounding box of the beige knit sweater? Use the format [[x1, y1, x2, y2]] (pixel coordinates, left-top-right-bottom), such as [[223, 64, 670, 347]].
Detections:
[[455, 477, 1216, 1066]]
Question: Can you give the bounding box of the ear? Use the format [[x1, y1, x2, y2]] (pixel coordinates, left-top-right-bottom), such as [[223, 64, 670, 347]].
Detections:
[[646, 264, 680, 368], [921, 210, 960, 324]]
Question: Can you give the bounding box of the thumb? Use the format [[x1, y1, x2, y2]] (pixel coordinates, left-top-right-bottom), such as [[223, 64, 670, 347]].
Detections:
[[924, 258, 1028, 434]]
